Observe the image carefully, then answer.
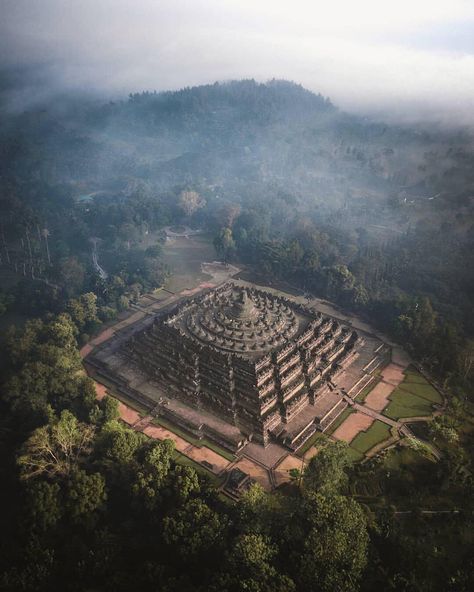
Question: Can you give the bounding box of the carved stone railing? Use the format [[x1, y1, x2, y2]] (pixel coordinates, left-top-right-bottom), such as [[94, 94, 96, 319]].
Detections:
[[278, 352, 301, 376], [280, 364, 303, 388]]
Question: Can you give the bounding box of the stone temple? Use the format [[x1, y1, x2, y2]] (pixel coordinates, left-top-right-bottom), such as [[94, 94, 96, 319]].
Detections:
[[114, 283, 363, 448]]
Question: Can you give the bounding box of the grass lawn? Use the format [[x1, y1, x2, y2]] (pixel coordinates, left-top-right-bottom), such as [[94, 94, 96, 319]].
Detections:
[[154, 416, 236, 462], [325, 407, 355, 435], [383, 367, 442, 420], [349, 420, 392, 455], [346, 447, 365, 463], [162, 233, 215, 293]]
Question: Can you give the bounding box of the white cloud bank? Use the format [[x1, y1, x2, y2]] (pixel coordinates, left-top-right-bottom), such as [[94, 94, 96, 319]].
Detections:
[[1, 0, 474, 123]]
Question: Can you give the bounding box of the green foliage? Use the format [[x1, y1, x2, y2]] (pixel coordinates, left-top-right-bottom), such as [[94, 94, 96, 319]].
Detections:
[[0, 290, 14, 316], [25, 480, 62, 530], [65, 469, 107, 522], [303, 441, 350, 494], [167, 464, 200, 503], [299, 493, 369, 592], [17, 410, 95, 480], [430, 416, 459, 444], [214, 227, 236, 262], [1, 79, 474, 592], [66, 292, 100, 331], [58, 256, 86, 296], [96, 420, 145, 464], [132, 439, 175, 509], [163, 499, 227, 559], [217, 533, 296, 592]]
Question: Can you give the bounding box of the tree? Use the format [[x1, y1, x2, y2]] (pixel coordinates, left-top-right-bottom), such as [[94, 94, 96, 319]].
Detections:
[[25, 480, 62, 530], [3, 313, 95, 421], [18, 410, 95, 480], [118, 222, 140, 249], [163, 499, 228, 559], [0, 291, 13, 316], [238, 483, 279, 536], [214, 227, 235, 263], [66, 292, 100, 331], [215, 533, 295, 592], [216, 203, 241, 228], [59, 256, 85, 295], [96, 420, 145, 465], [167, 464, 200, 503], [65, 469, 107, 522], [325, 264, 355, 300], [299, 493, 369, 592], [302, 441, 350, 494], [178, 190, 206, 218], [132, 439, 175, 509]]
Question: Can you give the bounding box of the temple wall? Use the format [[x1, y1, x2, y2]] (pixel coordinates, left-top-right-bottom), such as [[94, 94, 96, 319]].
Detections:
[[123, 283, 360, 447]]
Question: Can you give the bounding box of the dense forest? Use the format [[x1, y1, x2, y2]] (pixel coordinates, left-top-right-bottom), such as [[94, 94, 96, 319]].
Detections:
[[1, 79, 474, 591]]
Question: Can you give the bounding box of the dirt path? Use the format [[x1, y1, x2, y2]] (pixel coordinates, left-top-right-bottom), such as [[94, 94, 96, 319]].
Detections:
[[364, 382, 394, 412]]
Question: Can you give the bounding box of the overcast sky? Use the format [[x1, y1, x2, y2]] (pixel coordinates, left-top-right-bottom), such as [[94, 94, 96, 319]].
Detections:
[[2, 0, 474, 123]]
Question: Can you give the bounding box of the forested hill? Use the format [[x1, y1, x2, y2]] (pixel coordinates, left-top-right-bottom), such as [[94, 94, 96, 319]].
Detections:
[[3, 78, 473, 207], [1, 78, 474, 592], [1, 78, 473, 360]]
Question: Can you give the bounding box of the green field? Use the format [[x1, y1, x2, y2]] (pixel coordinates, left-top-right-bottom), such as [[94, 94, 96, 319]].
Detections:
[[346, 447, 365, 463], [162, 233, 215, 293], [383, 368, 442, 420], [349, 420, 392, 455]]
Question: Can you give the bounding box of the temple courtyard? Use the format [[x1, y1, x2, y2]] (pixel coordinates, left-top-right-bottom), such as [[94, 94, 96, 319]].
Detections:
[[81, 238, 443, 493]]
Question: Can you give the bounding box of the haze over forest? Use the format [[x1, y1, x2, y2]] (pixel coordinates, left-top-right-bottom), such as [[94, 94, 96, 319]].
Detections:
[[2, 0, 474, 124], [1, 3, 474, 592]]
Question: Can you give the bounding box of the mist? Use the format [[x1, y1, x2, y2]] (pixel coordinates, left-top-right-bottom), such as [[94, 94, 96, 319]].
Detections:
[[2, 0, 474, 124]]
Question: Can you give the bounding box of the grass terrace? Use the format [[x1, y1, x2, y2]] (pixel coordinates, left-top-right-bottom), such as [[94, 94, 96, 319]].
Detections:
[[349, 420, 392, 455], [383, 367, 442, 420]]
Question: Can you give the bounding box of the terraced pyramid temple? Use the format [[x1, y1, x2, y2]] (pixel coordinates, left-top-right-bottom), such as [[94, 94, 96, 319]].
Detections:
[[122, 283, 361, 447]]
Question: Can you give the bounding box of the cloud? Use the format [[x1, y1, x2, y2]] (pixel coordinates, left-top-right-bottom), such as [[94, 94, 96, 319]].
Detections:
[[1, 0, 474, 123]]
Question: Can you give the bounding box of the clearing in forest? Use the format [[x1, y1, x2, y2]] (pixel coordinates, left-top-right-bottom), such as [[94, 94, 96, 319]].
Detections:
[[162, 233, 215, 292]]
